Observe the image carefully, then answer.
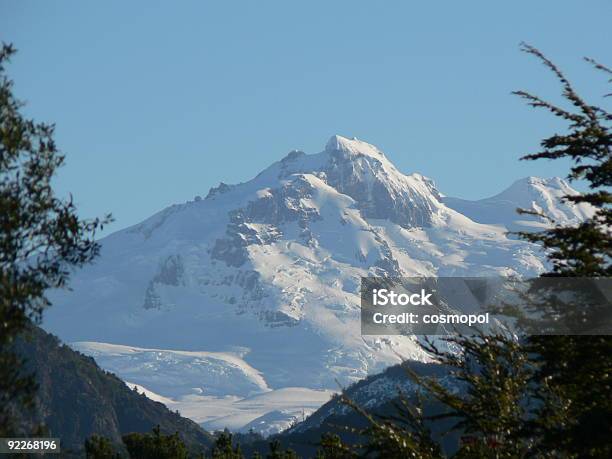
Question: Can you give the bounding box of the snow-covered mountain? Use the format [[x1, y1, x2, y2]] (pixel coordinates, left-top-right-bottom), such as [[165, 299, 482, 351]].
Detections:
[[442, 176, 593, 232], [44, 135, 591, 433]]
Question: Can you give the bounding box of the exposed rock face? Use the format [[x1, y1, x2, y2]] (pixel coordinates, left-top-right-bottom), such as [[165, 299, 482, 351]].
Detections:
[[211, 175, 321, 267], [206, 181, 234, 199], [143, 283, 163, 310], [157, 255, 185, 286], [322, 136, 440, 228], [143, 255, 185, 309]]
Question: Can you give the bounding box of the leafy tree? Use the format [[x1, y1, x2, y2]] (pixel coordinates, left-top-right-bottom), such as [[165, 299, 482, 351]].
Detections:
[[0, 43, 109, 435], [85, 435, 121, 459], [123, 425, 189, 459]]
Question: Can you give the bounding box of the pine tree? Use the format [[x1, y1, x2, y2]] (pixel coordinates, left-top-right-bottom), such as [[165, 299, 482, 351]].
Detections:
[[315, 433, 356, 459], [333, 44, 611, 458], [513, 44, 611, 278], [343, 384, 443, 458], [337, 334, 529, 458], [416, 334, 531, 458], [266, 440, 298, 459], [513, 43, 611, 458], [122, 425, 189, 459], [211, 430, 244, 459]]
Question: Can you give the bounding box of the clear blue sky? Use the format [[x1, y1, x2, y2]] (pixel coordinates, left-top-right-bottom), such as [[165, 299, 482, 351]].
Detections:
[[2, 1, 611, 235]]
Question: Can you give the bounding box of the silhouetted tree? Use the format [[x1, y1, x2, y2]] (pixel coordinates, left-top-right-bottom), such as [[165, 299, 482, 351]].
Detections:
[[211, 430, 244, 459], [0, 43, 109, 435], [315, 433, 356, 459], [123, 425, 189, 459], [266, 439, 298, 459], [85, 435, 121, 459], [513, 43, 611, 458], [332, 44, 611, 458]]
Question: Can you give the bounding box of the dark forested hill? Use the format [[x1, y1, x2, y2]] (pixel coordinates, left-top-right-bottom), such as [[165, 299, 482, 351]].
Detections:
[[12, 326, 214, 456], [240, 362, 460, 457]]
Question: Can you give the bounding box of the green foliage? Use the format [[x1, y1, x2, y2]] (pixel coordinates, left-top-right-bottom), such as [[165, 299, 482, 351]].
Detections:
[[416, 334, 531, 458], [266, 439, 298, 459], [0, 43, 109, 435], [341, 388, 442, 459], [0, 345, 37, 436], [123, 425, 189, 459], [206, 434, 298, 459], [315, 433, 357, 459], [85, 435, 121, 459], [211, 430, 243, 459]]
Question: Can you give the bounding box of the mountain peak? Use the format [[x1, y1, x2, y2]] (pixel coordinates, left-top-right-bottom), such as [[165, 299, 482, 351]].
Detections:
[[512, 176, 565, 188], [497, 176, 575, 201], [442, 175, 594, 231], [325, 135, 384, 158]]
